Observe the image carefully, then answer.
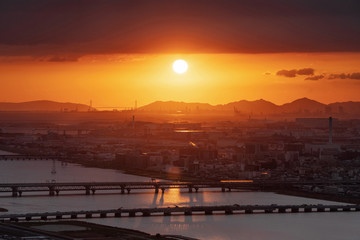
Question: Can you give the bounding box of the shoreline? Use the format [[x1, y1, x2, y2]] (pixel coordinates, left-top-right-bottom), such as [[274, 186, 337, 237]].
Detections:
[[65, 159, 204, 182]]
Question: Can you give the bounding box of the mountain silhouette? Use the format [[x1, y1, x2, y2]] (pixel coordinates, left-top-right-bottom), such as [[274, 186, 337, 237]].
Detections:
[[0, 100, 90, 112], [139, 98, 360, 116]]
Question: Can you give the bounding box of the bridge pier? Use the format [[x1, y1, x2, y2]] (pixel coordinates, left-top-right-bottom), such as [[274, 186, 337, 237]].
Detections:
[[330, 207, 338, 212], [86, 213, 92, 218], [164, 211, 171, 216], [205, 210, 213, 215], [195, 187, 199, 192], [142, 211, 150, 217], [12, 187, 18, 197], [25, 216, 32, 221], [304, 207, 312, 213], [127, 188, 131, 194], [121, 187, 125, 194], [291, 207, 299, 213], [155, 187, 159, 194], [228, 188, 231, 192], [221, 187, 225, 192], [343, 207, 351, 212], [18, 191, 22, 197], [71, 214, 77, 219], [265, 209, 273, 213], [317, 207, 325, 212], [48, 186, 55, 196], [161, 188, 165, 193], [100, 213, 107, 218], [188, 187, 193, 193], [56, 215, 62, 219], [129, 211, 136, 217], [185, 210, 192, 215], [245, 209, 253, 214], [85, 186, 91, 195], [56, 190, 59, 196], [91, 189, 96, 195], [225, 209, 233, 215], [10, 217, 18, 222], [41, 216, 47, 221], [278, 208, 286, 213], [115, 212, 121, 217]]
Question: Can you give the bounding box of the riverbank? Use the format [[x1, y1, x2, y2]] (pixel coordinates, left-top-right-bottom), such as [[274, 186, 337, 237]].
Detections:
[[66, 159, 203, 182]]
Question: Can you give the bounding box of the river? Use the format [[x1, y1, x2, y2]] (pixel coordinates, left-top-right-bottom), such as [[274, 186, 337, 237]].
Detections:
[[0, 157, 359, 240]]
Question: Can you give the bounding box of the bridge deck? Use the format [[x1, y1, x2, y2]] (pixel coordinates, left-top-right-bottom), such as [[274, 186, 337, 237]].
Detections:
[[1, 180, 359, 197], [1, 204, 359, 222]]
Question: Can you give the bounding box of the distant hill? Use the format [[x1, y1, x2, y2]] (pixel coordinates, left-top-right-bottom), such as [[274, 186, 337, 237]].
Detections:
[[217, 99, 280, 114], [0, 100, 91, 112], [139, 98, 360, 117], [279, 98, 326, 114]]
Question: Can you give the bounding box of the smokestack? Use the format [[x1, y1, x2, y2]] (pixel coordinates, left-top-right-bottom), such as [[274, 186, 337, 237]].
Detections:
[[329, 116, 333, 144]]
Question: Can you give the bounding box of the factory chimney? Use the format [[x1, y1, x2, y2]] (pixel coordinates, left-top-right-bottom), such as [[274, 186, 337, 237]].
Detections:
[[329, 116, 333, 144]]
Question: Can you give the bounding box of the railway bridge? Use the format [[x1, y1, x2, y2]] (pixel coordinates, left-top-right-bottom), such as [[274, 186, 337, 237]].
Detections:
[[1, 180, 359, 197], [1, 204, 359, 222]]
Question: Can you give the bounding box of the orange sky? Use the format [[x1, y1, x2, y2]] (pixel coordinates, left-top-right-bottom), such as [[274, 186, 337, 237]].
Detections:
[[1, 52, 360, 107]]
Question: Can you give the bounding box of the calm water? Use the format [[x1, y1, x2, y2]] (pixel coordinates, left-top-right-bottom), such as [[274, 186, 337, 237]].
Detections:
[[0, 157, 359, 240]]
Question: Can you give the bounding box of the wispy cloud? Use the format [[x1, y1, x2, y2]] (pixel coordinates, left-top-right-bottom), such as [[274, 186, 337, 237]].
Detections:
[[305, 75, 324, 81], [276, 68, 314, 78], [328, 73, 360, 80]]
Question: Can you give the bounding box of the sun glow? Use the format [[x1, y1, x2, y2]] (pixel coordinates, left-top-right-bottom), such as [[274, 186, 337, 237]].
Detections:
[[172, 59, 188, 74]]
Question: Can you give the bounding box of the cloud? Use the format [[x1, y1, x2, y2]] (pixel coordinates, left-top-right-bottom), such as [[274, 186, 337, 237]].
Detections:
[[46, 56, 78, 62], [276, 68, 315, 78], [305, 75, 324, 81], [328, 72, 360, 80], [276, 69, 297, 78], [0, 0, 360, 56], [297, 68, 314, 75]]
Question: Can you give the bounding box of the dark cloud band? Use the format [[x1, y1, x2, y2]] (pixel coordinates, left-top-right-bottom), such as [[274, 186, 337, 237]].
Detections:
[[0, 0, 360, 56]]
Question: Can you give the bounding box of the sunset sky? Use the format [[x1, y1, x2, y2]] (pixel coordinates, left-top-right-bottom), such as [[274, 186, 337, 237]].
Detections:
[[1, 0, 360, 107]]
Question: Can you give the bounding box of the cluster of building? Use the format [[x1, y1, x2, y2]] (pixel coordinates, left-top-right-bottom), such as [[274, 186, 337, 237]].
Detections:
[[1, 116, 360, 196]]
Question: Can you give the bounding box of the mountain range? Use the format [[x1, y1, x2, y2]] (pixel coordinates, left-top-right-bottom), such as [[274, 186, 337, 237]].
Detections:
[[1, 98, 360, 116], [0, 100, 90, 112], [139, 98, 360, 116]]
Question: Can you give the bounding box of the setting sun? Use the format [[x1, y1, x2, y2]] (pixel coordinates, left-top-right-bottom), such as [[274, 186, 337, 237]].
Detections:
[[172, 59, 188, 74]]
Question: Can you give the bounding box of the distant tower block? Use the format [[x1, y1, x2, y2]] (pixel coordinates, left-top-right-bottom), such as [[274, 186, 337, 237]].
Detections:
[[88, 100, 92, 111], [329, 116, 333, 144], [132, 115, 135, 129], [51, 159, 57, 174]]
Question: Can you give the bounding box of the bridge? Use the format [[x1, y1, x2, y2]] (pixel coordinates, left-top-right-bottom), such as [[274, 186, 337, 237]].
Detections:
[[1, 204, 359, 222], [0, 155, 61, 161], [1, 180, 359, 197]]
